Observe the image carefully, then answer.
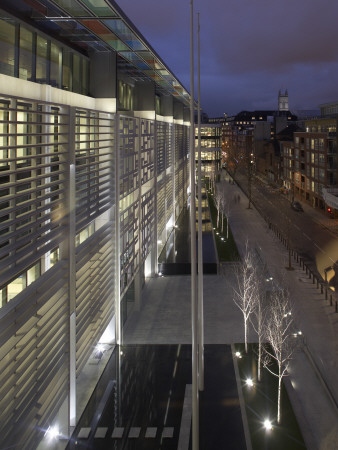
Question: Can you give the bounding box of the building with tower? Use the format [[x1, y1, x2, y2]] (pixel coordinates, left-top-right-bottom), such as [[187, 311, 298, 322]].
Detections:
[[278, 89, 289, 112]]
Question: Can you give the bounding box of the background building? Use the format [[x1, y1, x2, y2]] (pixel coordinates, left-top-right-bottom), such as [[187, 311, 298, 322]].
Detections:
[[0, 1, 192, 448], [282, 113, 338, 214]]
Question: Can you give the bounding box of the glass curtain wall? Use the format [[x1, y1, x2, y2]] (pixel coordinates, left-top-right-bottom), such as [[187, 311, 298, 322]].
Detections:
[[0, 16, 89, 94], [0, 18, 15, 76]]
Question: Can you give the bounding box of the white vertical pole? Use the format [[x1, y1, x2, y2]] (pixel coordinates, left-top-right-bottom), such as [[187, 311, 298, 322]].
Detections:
[[197, 12, 204, 392], [190, 1, 199, 449], [67, 108, 76, 428], [115, 113, 121, 345]]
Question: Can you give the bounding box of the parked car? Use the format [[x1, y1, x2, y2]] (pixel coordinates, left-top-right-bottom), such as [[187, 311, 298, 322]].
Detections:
[[291, 201, 303, 212]]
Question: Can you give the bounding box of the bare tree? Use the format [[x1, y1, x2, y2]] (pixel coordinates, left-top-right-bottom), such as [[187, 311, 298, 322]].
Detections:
[[214, 183, 222, 228], [250, 274, 268, 382], [209, 161, 217, 193], [263, 284, 298, 424], [233, 242, 258, 353], [220, 190, 231, 237]]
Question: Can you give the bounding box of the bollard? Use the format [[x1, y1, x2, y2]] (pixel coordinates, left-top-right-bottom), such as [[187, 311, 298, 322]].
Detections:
[[312, 274, 315, 284], [336, 301, 338, 313], [317, 279, 319, 289], [330, 294, 333, 306], [321, 284, 323, 294], [325, 287, 328, 300]]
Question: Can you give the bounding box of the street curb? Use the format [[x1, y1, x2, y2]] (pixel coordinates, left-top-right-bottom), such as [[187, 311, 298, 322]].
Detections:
[[283, 366, 318, 450], [302, 344, 338, 415]]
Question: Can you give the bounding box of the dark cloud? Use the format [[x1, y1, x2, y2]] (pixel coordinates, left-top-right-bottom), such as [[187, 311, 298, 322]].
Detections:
[[116, 0, 338, 116]]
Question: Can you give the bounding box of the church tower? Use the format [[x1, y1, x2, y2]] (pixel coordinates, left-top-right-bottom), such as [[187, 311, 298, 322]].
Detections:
[[278, 89, 289, 111]]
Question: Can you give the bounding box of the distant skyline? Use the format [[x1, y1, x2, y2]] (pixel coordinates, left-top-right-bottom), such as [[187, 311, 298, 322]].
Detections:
[[117, 0, 338, 117]]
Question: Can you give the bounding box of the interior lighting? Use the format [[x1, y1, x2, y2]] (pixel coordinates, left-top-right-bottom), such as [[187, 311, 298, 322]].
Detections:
[[264, 419, 273, 431]]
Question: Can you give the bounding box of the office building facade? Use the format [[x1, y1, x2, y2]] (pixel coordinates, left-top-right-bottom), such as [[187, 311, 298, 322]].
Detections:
[[0, 1, 191, 448]]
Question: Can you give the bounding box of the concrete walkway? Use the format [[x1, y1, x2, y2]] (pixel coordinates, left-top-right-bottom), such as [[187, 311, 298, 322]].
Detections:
[[124, 177, 338, 450]]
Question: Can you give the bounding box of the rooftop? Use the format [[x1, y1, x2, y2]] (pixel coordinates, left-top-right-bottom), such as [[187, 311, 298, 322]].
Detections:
[[0, 0, 191, 105]]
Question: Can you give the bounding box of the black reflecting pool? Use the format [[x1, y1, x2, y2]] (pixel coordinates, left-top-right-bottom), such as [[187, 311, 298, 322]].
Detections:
[[158, 200, 218, 275], [67, 345, 246, 450]]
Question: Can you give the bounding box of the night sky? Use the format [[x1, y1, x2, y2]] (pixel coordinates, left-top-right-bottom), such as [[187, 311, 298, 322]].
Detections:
[[117, 0, 338, 117]]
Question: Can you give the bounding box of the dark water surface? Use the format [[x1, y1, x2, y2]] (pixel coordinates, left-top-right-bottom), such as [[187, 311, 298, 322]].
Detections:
[[67, 345, 246, 450]]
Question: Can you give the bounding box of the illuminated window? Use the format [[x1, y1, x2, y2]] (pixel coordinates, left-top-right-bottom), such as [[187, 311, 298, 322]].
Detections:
[[62, 49, 72, 91], [27, 262, 41, 286], [50, 248, 59, 267], [50, 42, 62, 88], [19, 27, 33, 81], [7, 275, 26, 302], [36, 35, 48, 82], [0, 18, 15, 77], [118, 80, 134, 111], [75, 223, 95, 246]]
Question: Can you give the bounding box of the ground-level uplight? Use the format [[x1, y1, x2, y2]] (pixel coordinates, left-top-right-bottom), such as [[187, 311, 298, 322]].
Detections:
[[45, 425, 59, 440], [263, 419, 273, 431], [245, 378, 254, 388], [235, 351, 242, 359]]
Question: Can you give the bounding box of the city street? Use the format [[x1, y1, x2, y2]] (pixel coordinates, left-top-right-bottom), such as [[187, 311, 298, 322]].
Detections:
[[231, 169, 338, 289]]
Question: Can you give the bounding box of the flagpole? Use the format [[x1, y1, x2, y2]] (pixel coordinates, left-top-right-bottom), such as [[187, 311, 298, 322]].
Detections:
[[190, 1, 199, 448], [197, 12, 204, 392]]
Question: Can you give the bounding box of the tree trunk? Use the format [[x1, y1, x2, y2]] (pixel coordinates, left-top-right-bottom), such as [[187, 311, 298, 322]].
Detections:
[[226, 219, 229, 239], [277, 365, 282, 424], [244, 317, 248, 354], [258, 338, 261, 382]]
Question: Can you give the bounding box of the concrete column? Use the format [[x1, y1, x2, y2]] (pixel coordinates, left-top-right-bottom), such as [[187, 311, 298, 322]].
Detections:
[[135, 80, 155, 112], [161, 95, 174, 117], [136, 117, 142, 309], [89, 51, 117, 99], [174, 101, 184, 121], [152, 120, 159, 276]]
